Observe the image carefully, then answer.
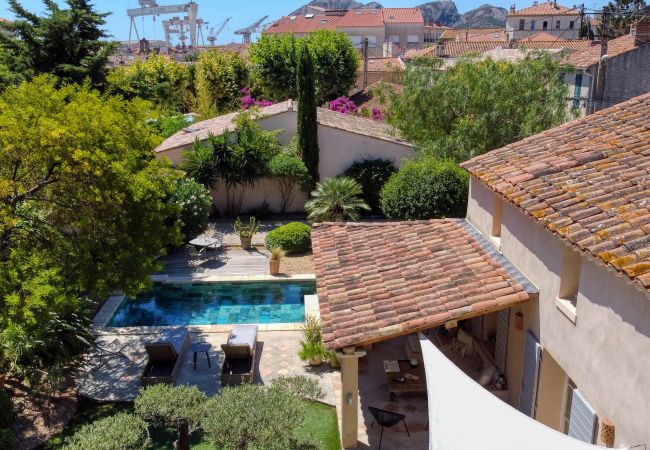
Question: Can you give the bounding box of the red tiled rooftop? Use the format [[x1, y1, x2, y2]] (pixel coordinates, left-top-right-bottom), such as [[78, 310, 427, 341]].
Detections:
[[312, 219, 534, 349], [382, 8, 424, 24], [566, 34, 637, 68], [265, 14, 342, 34], [441, 28, 507, 42], [461, 92, 650, 293], [338, 9, 385, 27], [509, 1, 578, 16], [520, 31, 562, 41], [363, 57, 404, 72]]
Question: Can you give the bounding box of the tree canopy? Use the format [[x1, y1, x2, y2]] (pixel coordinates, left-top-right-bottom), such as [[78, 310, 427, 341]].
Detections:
[[249, 30, 359, 102], [0, 0, 115, 89], [194, 49, 249, 118], [385, 54, 570, 162]]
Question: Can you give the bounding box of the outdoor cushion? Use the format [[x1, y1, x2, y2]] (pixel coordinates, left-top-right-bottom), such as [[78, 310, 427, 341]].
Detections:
[[227, 325, 258, 348]]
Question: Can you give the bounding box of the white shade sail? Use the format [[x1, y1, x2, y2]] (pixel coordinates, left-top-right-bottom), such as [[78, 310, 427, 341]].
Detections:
[[419, 333, 603, 450]]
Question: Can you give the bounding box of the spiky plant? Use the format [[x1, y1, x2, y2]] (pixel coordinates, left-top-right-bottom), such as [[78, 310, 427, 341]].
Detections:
[[305, 177, 370, 222]]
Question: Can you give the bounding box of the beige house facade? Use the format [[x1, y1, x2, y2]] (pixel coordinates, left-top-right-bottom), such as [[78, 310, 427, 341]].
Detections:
[[506, 1, 581, 40]]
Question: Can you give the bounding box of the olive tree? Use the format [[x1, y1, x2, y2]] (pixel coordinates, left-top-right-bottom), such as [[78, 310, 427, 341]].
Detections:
[[63, 412, 148, 450]]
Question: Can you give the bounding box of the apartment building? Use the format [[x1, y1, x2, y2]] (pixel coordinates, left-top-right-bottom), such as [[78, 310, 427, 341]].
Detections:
[[506, 0, 581, 40]]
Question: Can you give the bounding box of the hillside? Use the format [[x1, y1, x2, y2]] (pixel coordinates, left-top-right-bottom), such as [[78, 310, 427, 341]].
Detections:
[[416, 1, 461, 25], [453, 4, 508, 28], [290, 0, 383, 16]]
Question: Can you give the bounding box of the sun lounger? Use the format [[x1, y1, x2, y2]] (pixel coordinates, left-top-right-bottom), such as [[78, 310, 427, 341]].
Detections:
[[141, 328, 190, 386], [221, 325, 257, 386]]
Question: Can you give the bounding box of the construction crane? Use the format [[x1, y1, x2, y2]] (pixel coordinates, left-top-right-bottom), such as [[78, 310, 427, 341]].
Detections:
[[234, 15, 268, 44], [207, 17, 231, 46], [127, 0, 201, 48]]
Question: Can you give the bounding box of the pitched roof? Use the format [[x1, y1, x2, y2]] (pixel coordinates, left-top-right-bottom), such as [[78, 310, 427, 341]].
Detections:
[[443, 41, 507, 57], [482, 47, 564, 62], [382, 8, 424, 24], [509, 1, 579, 16], [520, 31, 562, 41], [155, 101, 410, 153], [517, 39, 592, 50], [408, 39, 590, 60], [338, 9, 384, 27], [441, 28, 508, 42], [364, 57, 404, 72], [265, 14, 342, 34], [312, 219, 535, 349], [461, 92, 650, 294], [566, 34, 637, 68]]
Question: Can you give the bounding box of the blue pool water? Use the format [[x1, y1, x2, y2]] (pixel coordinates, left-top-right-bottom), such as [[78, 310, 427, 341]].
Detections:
[[107, 281, 316, 327]]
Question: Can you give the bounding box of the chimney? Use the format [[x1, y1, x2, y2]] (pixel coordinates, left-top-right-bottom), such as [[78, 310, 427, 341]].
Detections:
[[533, 1, 538, 6], [633, 7, 650, 47], [510, 4, 516, 14], [435, 44, 445, 57]]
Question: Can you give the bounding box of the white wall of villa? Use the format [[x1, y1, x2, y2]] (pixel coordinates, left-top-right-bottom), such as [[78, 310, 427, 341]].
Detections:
[[156, 110, 413, 214], [466, 175, 650, 447]]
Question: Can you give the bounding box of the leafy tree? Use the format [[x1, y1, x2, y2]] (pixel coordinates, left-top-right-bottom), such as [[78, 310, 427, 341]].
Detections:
[[380, 157, 468, 220], [265, 222, 312, 255], [194, 49, 249, 118], [0, 77, 182, 379], [150, 114, 193, 139], [296, 45, 320, 188], [201, 376, 323, 450], [135, 384, 207, 450], [0, 0, 115, 89], [107, 54, 191, 113], [386, 54, 569, 162], [249, 30, 359, 102], [63, 412, 149, 450], [305, 177, 370, 222], [169, 178, 212, 240], [344, 158, 397, 214], [267, 153, 310, 213]]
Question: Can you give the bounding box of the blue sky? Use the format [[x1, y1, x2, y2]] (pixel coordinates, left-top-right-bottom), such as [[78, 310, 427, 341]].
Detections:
[[2, 0, 606, 44]]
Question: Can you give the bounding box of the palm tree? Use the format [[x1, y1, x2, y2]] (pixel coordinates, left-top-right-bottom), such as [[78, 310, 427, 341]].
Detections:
[[305, 177, 370, 222]]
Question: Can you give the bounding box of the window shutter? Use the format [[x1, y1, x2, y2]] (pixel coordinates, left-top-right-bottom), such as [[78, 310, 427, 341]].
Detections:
[[568, 389, 598, 444], [495, 309, 510, 373], [518, 331, 541, 417]]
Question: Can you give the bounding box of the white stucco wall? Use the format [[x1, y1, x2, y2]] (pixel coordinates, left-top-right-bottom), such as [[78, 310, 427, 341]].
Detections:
[[467, 176, 650, 447]]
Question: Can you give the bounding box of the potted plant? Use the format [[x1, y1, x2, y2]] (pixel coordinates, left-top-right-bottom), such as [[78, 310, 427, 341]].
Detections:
[[234, 216, 259, 250], [268, 247, 285, 275], [298, 314, 327, 367]]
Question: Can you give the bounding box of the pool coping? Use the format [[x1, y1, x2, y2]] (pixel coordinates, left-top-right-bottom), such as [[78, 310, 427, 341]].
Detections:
[[92, 274, 319, 334]]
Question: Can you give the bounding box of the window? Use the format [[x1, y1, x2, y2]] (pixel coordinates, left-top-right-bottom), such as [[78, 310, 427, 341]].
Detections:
[[366, 35, 377, 47], [407, 34, 419, 43], [563, 380, 598, 443], [573, 73, 583, 109], [351, 35, 362, 47], [555, 247, 581, 323], [543, 20, 548, 30], [389, 35, 399, 43], [556, 20, 561, 29], [562, 379, 577, 433], [491, 194, 502, 248], [519, 19, 525, 30], [569, 21, 575, 29], [531, 20, 536, 30]]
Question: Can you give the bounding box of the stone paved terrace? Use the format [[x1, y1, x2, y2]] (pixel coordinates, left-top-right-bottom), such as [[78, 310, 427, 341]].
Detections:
[[77, 328, 335, 405], [156, 247, 270, 278]]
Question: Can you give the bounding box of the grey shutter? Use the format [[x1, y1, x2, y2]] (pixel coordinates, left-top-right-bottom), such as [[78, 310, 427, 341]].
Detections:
[[568, 389, 598, 444], [518, 331, 541, 417], [495, 309, 510, 373]]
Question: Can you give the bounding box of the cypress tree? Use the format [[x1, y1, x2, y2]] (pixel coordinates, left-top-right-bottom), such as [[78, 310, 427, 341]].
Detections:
[[296, 44, 320, 188]]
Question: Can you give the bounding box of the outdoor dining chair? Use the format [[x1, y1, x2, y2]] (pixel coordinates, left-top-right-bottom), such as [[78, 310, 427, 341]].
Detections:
[[76, 335, 131, 371], [184, 244, 205, 264], [368, 406, 410, 450], [207, 232, 225, 261]]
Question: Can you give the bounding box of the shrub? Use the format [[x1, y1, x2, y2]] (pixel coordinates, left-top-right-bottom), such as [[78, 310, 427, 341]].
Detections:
[[63, 412, 148, 450], [344, 158, 397, 213], [265, 222, 311, 255], [305, 177, 370, 222], [380, 157, 469, 220], [0, 390, 12, 428], [267, 153, 310, 213], [0, 428, 14, 450], [169, 178, 212, 240]]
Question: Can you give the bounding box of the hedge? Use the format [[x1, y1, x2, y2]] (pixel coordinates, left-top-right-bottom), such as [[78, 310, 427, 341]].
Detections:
[[343, 158, 396, 213], [265, 222, 312, 255], [380, 157, 468, 220]]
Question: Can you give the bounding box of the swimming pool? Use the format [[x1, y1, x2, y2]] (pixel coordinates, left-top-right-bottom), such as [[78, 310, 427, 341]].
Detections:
[[107, 280, 316, 327]]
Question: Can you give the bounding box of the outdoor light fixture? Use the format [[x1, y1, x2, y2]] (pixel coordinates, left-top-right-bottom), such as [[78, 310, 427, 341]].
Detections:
[[346, 392, 353, 405]]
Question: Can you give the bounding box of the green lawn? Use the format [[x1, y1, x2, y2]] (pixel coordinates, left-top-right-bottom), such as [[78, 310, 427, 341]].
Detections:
[[42, 397, 341, 450]]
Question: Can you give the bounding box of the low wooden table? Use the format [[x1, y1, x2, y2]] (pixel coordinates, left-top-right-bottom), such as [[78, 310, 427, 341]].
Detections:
[[384, 359, 426, 400]]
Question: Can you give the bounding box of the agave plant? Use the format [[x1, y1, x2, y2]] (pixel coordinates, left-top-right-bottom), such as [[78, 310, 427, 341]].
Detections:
[[305, 177, 370, 222]]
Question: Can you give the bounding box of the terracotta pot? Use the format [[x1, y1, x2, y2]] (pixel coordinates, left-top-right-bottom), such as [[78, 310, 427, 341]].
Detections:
[[269, 259, 280, 275], [309, 355, 322, 367], [240, 236, 252, 250]]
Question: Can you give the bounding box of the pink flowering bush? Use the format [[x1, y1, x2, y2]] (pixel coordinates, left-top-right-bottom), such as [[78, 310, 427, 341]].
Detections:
[[328, 96, 384, 121], [240, 88, 273, 110]]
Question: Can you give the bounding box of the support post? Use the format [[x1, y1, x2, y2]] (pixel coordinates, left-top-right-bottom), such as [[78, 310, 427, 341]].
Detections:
[[337, 346, 366, 448], [362, 38, 369, 90], [592, 6, 610, 114]]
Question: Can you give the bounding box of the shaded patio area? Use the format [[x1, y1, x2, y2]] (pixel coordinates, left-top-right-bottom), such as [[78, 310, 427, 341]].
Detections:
[[77, 328, 335, 405], [155, 247, 269, 278]]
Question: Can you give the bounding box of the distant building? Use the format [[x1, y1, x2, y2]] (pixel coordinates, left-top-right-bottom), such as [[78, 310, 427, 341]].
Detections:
[[440, 28, 508, 42], [506, 1, 581, 40]]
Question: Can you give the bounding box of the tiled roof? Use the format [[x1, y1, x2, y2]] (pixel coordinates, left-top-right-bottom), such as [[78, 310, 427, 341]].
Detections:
[[517, 39, 592, 50], [482, 47, 563, 62], [509, 1, 579, 16], [461, 92, 650, 294], [441, 28, 507, 42], [443, 41, 506, 57], [382, 8, 424, 24], [338, 9, 384, 27], [408, 39, 590, 59], [312, 219, 535, 349], [265, 15, 342, 34], [566, 35, 637, 68], [520, 31, 561, 41], [155, 101, 410, 153], [364, 57, 404, 72]]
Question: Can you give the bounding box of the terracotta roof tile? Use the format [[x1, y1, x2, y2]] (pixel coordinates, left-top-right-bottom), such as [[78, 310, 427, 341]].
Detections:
[[566, 34, 637, 68], [441, 28, 507, 42], [461, 92, 650, 294], [382, 8, 424, 24], [265, 15, 342, 34], [509, 1, 579, 16], [338, 9, 384, 27], [363, 57, 404, 72], [312, 219, 536, 349]]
